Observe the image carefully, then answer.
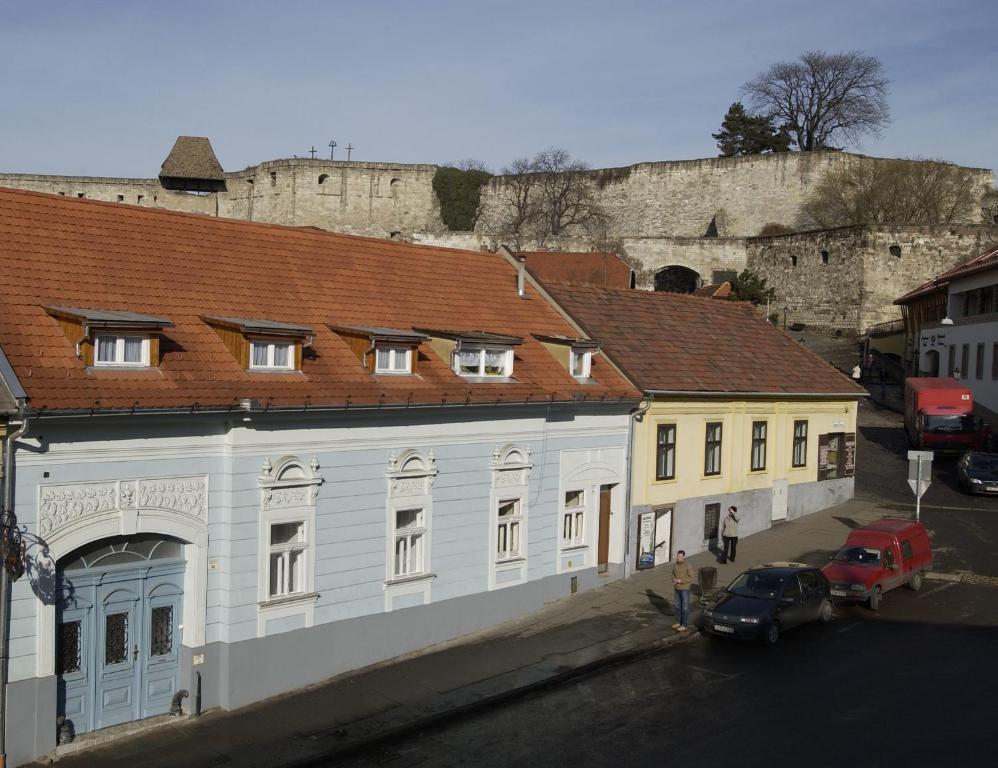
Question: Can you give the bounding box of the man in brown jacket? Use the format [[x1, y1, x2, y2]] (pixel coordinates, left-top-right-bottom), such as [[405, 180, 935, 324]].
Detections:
[[672, 550, 695, 632]]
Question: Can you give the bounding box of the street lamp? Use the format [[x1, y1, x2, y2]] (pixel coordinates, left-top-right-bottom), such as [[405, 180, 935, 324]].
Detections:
[[783, 306, 789, 331]]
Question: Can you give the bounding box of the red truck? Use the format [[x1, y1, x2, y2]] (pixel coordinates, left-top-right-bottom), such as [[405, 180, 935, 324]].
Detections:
[[904, 377, 979, 453], [822, 518, 933, 611]]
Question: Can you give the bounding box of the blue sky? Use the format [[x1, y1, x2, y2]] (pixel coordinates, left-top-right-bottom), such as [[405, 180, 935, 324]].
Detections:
[[1, 0, 995, 177]]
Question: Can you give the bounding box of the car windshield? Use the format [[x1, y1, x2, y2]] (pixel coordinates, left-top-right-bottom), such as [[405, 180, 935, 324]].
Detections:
[[924, 414, 976, 433], [727, 571, 785, 599], [833, 546, 881, 566], [968, 454, 998, 471]]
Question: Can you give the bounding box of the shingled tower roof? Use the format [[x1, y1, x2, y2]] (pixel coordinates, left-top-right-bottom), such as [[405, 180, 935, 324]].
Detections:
[[159, 136, 226, 191]]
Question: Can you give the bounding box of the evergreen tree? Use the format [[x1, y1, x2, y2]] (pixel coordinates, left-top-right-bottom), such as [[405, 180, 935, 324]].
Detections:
[[713, 102, 791, 157], [729, 269, 776, 305]]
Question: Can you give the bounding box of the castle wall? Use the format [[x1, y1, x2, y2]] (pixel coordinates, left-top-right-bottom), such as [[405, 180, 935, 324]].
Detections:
[[623, 237, 747, 287], [0, 160, 444, 236], [477, 152, 996, 240], [0, 173, 216, 214], [746, 225, 998, 332]]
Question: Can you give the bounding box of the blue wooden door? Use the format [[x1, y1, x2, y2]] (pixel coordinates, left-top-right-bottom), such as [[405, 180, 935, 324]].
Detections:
[[57, 535, 186, 736], [95, 585, 141, 729]]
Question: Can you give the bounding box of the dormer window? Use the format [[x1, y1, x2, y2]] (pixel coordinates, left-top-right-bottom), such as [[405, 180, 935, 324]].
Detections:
[[414, 328, 523, 381], [534, 333, 600, 382], [95, 335, 149, 366], [250, 340, 293, 370], [375, 345, 412, 374], [458, 346, 512, 377], [45, 306, 173, 369], [328, 325, 427, 376], [202, 316, 312, 372], [570, 348, 592, 379]]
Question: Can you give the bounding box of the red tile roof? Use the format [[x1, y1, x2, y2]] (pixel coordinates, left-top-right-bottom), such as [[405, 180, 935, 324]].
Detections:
[[0, 188, 638, 413], [693, 282, 733, 299], [543, 285, 864, 396], [895, 244, 998, 304], [521, 251, 632, 289]]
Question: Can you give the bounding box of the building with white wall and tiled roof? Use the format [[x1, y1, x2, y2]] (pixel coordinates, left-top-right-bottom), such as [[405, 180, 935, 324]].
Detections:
[[0, 188, 640, 765]]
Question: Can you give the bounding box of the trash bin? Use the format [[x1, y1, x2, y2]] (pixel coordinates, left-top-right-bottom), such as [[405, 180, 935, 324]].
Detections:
[[697, 565, 717, 595]]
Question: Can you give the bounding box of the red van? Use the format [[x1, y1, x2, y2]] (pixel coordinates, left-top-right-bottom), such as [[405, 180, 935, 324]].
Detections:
[[821, 518, 933, 611]]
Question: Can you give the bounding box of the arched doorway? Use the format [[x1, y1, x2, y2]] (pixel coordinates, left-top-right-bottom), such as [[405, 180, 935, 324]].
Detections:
[[654, 265, 700, 293], [56, 534, 185, 736]]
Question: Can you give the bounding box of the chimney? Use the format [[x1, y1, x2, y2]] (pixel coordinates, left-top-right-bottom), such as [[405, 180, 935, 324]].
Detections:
[[517, 256, 526, 298]]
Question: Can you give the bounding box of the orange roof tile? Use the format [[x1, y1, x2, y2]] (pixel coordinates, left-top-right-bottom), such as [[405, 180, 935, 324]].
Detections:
[[0, 188, 638, 413], [521, 251, 633, 289], [544, 285, 864, 396]]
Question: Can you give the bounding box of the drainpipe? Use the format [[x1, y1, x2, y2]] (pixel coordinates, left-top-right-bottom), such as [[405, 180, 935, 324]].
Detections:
[[622, 394, 653, 580], [0, 403, 28, 768]]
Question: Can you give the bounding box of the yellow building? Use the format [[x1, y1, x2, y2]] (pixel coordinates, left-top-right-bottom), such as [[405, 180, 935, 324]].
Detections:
[[546, 285, 863, 568]]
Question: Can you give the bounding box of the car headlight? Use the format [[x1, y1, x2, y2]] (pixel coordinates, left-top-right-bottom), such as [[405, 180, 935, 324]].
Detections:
[[739, 616, 760, 624], [971, 478, 983, 485], [850, 584, 866, 591]]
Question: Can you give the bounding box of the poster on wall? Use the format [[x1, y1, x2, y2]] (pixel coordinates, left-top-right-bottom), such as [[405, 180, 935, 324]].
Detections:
[[844, 433, 857, 477], [636, 510, 656, 570]]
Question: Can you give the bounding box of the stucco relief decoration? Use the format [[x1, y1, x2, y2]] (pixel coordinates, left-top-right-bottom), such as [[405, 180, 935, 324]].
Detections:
[[386, 448, 438, 498], [259, 455, 323, 510], [38, 477, 208, 537], [490, 444, 532, 489], [138, 478, 207, 518]]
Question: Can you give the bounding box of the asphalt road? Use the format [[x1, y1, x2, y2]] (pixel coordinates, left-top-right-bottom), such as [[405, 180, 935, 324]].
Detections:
[[331, 401, 998, 768]]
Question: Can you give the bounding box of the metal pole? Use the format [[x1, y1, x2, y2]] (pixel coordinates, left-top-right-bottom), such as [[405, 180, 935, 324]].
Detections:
[[915, 458, 922, 522]]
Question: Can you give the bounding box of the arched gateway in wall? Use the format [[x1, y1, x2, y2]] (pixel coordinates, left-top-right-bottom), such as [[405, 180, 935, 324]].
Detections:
[[35, 475, 209, 738], [654, 265, 701, 293]]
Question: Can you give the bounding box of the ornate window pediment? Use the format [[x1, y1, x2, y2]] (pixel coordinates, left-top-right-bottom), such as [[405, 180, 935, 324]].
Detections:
[[386, 449, 437, 499], [491, 443, 532, 489], [258, 455, 323, 510]]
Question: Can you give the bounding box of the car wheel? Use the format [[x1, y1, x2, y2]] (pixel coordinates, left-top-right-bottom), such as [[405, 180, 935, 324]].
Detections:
[[762, 623, 780, 646], [908, 572, 923, 592], [868, 586, 881, 611], [819, 599, 834, 623]]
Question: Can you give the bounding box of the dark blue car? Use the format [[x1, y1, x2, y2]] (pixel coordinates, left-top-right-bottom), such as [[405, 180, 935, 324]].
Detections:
[[699, 563, 833, 645]]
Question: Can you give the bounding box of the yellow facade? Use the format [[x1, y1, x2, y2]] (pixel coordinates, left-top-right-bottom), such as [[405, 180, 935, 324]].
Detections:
[[634, 397, 859, 507]]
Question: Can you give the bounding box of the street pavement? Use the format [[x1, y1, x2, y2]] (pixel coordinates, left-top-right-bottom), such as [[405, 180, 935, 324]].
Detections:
[[32, 396, 998, 768]]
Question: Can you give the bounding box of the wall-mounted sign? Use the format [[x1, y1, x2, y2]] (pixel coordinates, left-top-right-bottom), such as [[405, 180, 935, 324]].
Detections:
[[636, 510, 656, 570], [818, 432, 856, 480]]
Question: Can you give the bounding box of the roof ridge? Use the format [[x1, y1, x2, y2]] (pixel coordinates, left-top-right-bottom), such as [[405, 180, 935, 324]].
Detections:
[[0, 185, 501, 258]]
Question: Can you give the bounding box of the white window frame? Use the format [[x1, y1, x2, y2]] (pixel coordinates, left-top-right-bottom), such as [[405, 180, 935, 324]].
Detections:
[[249, 340, 295, 370], [384, 449, 437, 610], [257, 456, 322, 637], [570, 348, 592, 379], [496, 498, 524, 561], [375, 345, 413, 375], [561, 490, 586, 548], [93, 334, 150, 367], [268, 520, 307, 598], [489, 444, 532, 589], [455, 345, 513, 378], [391, 507, 427, 578]]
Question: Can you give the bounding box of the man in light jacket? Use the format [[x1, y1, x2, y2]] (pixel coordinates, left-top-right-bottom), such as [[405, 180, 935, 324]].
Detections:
[[671, 550, 695, 632], [721, 505, 739, 564]]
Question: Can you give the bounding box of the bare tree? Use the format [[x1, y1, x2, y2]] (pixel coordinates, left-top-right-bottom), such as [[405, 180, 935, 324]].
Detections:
[[803, 158, 985, 227], [742, 50, 890, 151], [446, 158, 492, 173], [481, 148, 609, 248]]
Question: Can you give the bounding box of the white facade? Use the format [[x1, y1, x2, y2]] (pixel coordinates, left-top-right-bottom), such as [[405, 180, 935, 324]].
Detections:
[[919, 265, 998, 416]]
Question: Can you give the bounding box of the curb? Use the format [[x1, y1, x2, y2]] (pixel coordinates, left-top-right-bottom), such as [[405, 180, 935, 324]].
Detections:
[[926, 571, 963, 583], [283, 628, 701, 767]]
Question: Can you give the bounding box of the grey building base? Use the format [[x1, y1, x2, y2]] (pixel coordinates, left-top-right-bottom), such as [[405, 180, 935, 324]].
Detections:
[[5, 675, 57, 767], [8, 564, 619, 766], [206, 566, 609, 711], [630, 477, 855, 565]]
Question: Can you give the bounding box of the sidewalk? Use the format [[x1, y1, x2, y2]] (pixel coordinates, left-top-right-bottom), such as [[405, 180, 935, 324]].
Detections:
[[34, 498, 893, 768]]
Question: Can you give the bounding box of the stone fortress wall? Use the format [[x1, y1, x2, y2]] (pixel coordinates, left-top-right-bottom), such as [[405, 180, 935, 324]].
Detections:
[[0, 159, 443, 237], [1, 144, 996, 333]]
